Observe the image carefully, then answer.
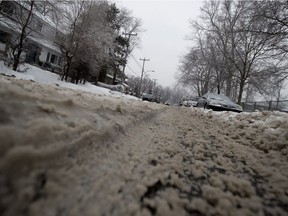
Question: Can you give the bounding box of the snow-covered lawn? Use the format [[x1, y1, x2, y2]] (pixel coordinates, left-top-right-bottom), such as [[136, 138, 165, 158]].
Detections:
[[0, 61, 137, 100]]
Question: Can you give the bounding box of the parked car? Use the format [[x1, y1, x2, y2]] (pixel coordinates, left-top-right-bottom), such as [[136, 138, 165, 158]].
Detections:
[[186, 97, 200, 107], [142, 94, 154, 102], [182, 100, 188, 106], [197, 93, 243, 112], [164, 101, 171, 106]]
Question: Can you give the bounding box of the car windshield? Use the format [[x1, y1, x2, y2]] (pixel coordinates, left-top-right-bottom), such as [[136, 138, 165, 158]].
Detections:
[[208, 94, 232, 102], [189, 97, 200, 101]]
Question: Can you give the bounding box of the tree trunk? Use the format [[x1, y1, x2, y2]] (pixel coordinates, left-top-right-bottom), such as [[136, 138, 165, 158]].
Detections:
[[12, 54, 20, 71], [217, 85, 221, 94], [113, 71, 117, 84], [75, 70, 80, 84], [237, 79, 245, 104], [12, 1, 34, 71], [226, 71, 232, 97], [64, 58, 72, 81], [61, 65, 66, 81], [197, 83, 201, 97]]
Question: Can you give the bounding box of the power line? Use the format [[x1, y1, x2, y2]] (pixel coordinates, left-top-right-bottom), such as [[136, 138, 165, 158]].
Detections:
[[126, 65, 140, 77], [131, 54, 142, 69]]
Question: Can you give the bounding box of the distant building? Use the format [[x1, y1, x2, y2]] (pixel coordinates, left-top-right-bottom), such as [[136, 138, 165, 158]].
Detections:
[[0, 0, 63, 72]]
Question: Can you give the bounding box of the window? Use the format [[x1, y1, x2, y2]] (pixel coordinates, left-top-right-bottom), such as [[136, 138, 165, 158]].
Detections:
[[50, 54, 58, 64], [0, 1, 15, 16], [46, 52, 50, 62], [0, 30, 10, 43], [57, 57, 62, 66]]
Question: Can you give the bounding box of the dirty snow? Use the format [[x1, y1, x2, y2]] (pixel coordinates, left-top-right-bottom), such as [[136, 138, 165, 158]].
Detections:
[[0, 63, 288, 216], [0, 61, 136, 99]]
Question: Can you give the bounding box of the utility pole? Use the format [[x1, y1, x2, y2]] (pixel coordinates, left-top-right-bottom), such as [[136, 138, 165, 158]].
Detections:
[[153, 79, 158, 87], [138, 58, 150, 98], [153, 79, 158, 99], [121, 32, 137, 83]]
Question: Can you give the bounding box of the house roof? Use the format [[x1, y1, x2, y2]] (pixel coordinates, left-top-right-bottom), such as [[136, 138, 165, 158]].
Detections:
[[28, 36, 61, 53]]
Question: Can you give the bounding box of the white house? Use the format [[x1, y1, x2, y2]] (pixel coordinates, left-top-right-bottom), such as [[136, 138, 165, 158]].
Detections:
[[0, 0, 63, 72]]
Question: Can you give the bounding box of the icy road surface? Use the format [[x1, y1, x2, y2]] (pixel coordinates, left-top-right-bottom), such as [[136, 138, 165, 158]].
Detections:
[[0, 76, 288, 216]]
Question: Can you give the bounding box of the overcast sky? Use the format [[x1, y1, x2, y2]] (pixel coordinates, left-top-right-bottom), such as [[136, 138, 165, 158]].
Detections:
[[115, 0, 203, 87]]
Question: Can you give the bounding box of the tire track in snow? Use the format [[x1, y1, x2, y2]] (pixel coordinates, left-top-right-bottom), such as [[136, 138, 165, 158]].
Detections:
[[0, 77, 167, 216]]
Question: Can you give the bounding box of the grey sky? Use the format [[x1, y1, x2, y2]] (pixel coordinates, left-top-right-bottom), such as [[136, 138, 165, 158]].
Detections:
[[116, 0, 203, 87]]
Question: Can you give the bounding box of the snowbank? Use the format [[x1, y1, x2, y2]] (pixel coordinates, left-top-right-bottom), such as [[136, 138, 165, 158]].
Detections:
[[193, 108, 288, 157]]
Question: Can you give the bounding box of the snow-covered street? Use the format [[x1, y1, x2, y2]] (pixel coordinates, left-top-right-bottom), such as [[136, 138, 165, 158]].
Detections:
[[1, 0, 288, 214], [0, 73, 288, 216]]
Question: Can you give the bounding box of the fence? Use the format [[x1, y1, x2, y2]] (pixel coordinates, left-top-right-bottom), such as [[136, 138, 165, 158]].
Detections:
[[241, 100, 288, 112]]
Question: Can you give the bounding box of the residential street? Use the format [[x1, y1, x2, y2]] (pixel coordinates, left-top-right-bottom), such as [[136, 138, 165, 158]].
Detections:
[[1, 0, 288, 215], [0, 76, 288, 216]]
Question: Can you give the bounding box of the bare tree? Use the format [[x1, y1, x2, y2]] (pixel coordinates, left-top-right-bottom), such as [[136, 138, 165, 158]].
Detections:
[[180, 0, 288, 103], [161, 85, 192, 105], [250, 0, 288, 54], [54, 1, 112, 83], [54, 1, 142, 85], [192, 0, 243, 98], [0, 1, 34, 70], [196, 32, 227, 94], [178, 48, 212, 96]]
